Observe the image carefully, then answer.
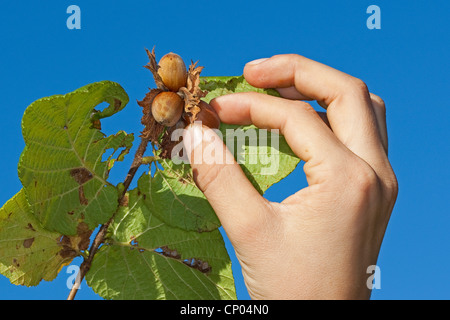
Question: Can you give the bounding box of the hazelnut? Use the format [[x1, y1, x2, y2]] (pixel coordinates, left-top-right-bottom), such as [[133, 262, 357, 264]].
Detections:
[[157, 53, 188, 92], [194, 101, 221, 129], [151, 91, 184, 127]]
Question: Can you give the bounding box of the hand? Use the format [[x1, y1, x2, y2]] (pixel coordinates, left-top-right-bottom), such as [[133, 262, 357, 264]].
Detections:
[[182, 54, 398, 300]]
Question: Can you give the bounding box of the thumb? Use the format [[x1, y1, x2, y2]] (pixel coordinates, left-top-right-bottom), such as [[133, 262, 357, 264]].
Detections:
[[182, 123, 267, 236]]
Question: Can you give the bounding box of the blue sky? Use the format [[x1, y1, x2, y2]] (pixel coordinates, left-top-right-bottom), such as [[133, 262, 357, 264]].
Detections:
[[0, 0, 449, 300]]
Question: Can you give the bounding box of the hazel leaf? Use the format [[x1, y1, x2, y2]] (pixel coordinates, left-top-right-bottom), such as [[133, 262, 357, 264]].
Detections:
[[18, 81, 133, 235], [0, 190, 84, 286], [137, 160, 220, 232], [200, 75, 280, 102], [86, 188, 236, 300]]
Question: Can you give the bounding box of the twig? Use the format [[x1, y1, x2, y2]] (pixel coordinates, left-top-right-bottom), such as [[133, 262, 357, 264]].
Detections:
[[67, 135, 150, 300]]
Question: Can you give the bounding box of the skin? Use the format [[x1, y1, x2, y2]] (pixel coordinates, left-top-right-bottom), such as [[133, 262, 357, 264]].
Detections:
[[182, 54, 398, 300]]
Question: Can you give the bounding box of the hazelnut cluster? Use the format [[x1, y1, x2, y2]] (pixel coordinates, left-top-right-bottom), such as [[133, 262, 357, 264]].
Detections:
[[138, 48, 220, 159], [149, 51, 220, 129]]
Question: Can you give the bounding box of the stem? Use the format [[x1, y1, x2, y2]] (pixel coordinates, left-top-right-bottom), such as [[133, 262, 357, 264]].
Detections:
[[141, 156, 156, 165], [67, 135, 150, 300]]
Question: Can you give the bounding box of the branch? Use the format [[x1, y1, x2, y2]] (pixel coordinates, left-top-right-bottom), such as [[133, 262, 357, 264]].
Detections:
[[67, 135, 150, 300]]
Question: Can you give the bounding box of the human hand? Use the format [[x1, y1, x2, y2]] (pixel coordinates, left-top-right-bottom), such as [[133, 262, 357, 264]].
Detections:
[[182, 54, 398, 299]]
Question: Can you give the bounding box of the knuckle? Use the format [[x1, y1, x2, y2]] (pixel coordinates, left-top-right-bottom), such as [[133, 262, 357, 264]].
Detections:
[[291, 100, 316, 116], [238, 91, 264, 105], [348, 77, 370, 97], [277, 53, 305, 61], [370, 93, 386, 114], [193, 164, 223, 195], [291, 99, 308, 108], [287, 101, 324, 131], [371, 93, 385, 107], [280, 54, 309, 74], [384, 171, 399, 202], [349, 161, 380, 198]]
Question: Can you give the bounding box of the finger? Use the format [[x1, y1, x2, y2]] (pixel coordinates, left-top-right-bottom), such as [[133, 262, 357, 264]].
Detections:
[[182, 123, 268, 239], [210, 92, 348, 185], [277, 86, 331, 128], [244, 55, 388, 169], [370, 93, 388, 154], [277, 87, 384, 143], [276, 86, 311, 100], [317, 111, 331, 129]]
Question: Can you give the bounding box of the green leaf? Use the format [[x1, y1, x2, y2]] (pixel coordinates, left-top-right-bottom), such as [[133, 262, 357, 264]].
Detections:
[[86, 189, 236, 300], [199, 75, 300, 193], [137, 160, 220, 232], [0, 190, 83, 286], [200, 75, 280, 102], [18, 81, 133, 235]]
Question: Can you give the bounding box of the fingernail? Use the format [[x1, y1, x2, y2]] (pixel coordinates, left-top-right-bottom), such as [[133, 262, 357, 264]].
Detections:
[[246, 58, 269, 66], [183, 123, 204, 157], [182, 123, 227, 166]]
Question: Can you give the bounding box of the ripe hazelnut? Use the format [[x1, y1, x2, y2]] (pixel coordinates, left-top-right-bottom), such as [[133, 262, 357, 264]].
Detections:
[[195, 101, 221, 129], [158, 53, 188, 92], [151, 92, 184, 127]]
